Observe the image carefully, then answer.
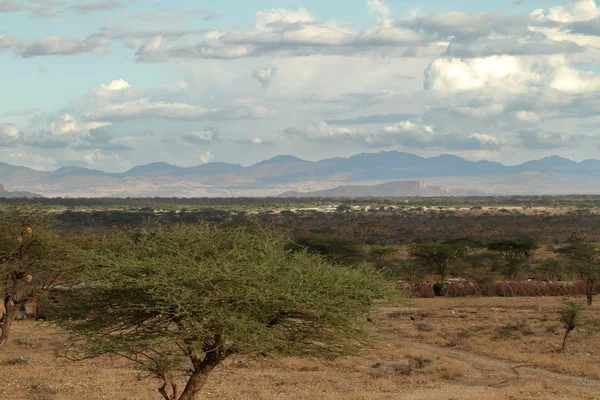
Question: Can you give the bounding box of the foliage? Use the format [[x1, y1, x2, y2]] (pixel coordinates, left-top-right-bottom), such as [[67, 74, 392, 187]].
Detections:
[[486, 236, 539, 279], [56, 224, 398, 400], [556, 242, 600, 305], [408, 243, 468, 283], [558, 301, 584, 351], [287, 234, 366, 266], [536, 258, 566, 282], [0, 209, 81, 345]]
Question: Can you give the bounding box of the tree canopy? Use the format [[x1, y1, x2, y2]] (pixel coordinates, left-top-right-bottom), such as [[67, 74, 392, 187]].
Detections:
[[287, 234, 366, 266], [408, 242, 468, 283], [556, 242, 600, 305], [0, 210, 81, 345], [486, 236, 539, 279], [56, 224, 398, 400]]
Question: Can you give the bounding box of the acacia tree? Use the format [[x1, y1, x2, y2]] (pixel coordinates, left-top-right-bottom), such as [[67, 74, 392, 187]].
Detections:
[[56, 225, 397, 400], [0, 210, 79, 345], [556, 243, 600, 305], [486, 236, 539, 279], [408, 243, 468, 283]]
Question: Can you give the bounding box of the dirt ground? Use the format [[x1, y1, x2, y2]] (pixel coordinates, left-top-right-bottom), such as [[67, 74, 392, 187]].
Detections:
[[1, 297, 600, 400]]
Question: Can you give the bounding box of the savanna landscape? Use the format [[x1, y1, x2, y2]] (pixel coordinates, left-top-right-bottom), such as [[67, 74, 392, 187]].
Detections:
[[2, 198, 600, 400]]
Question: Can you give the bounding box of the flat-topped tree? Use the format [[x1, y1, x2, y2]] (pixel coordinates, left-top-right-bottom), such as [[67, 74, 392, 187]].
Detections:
[[486, 236, 539, 279], [556, 242, 600, 305], [56, 225, 398, 400], [409, 242, 468, 283]]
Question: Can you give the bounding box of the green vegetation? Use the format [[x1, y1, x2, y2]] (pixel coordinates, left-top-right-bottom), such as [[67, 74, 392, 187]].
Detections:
[[558, 301, 584, 351], [0, 211, 80, 345], [556, 243, 600, 305], [55, 224, 397, 400], [287, 234, 366, 266], [409, 242, 468, 283], [486, 237, 539, 279]]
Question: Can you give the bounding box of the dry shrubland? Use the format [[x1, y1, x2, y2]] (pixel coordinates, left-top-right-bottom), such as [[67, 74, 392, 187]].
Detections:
[[2, 297, 600, 400]]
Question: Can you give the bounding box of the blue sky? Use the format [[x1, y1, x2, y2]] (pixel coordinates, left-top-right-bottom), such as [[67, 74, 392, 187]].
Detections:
[[1, 0, 600, 172]]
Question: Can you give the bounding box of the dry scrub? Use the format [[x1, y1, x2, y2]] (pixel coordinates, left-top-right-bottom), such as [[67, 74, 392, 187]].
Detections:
[[1, 297, 600, 399]]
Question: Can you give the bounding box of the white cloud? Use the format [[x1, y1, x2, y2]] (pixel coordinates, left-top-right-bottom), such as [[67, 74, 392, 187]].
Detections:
[[515, 110, 541, 123], [50, 113, 111, 134], [424, 56, 538, 92], [287, 120, 506, 151], [367, 0, 392, 28], [255, 8, 316, 31], [99, 78, 131, 92], [183, 127, 221, 145], [198, 150, 213, 164], [530, 0, 599, 23], [0, 123, 21, 146]]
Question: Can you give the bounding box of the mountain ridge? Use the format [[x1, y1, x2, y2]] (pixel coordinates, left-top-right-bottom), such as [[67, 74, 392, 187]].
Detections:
[[1, 151, 600, 197]]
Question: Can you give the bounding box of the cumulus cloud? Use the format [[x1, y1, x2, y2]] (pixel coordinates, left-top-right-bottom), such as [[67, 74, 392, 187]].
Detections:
[[367, 0, 392, 28], [515, 111, 541, 124], [530, 0, 599, 23], [518, 128, 585, 149], [0, 123, 22, 146], [237, 136, 275, 146], [81, 97, 274, 121], [75, 128, 132, 150], [0, 35, 110, 57], [182, 127, 221, 145], [198, 150, 213, 164], [424, 56, 537, 92], [252, 66, 278, 88], [130, 6, 437, 62], [70, 0, 130, 14], [24, 131, 69, 148], [50, 113, 111, 134], [424, 55, 600, 95], [285, 121, 506, 151]]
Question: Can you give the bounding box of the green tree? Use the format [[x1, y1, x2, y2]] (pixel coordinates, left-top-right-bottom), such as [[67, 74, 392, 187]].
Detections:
[[56, 225, 397, 400], [408, 243, 468, 283], [287, 234, 366, 266], [536, 258, 565, 282], [0, 211, 79, 345], [558, 301, 584, 351], [368, 246, 400, 276], [556, 243, 600, 305], [486, 236, 539, 279]]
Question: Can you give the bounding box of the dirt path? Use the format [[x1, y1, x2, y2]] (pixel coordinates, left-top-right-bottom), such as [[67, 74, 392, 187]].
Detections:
[[398, 339, 600, 400]]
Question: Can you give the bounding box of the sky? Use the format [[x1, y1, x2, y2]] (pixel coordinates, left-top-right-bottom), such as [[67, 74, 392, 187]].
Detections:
[[1, 0, 600, 172]]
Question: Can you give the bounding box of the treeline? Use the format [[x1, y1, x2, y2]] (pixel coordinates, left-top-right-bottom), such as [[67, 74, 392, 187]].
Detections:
[[289, 233, 599, 304], [5, 194, 600, 207]]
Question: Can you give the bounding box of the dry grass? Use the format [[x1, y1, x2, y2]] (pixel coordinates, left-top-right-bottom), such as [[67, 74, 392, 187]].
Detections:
[[1, 297, 600, 399]]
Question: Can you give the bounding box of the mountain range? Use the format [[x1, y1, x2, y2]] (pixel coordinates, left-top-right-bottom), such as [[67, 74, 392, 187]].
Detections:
[[2, 152, 600, 197], [0, 184, 42, 199], [279, 181, 485, 198]]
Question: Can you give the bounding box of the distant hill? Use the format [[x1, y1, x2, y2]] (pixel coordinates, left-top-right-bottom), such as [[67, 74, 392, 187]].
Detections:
[[2, 151, 600, 197], [0, 183, 42, 199], [279, 181, 485, 198]]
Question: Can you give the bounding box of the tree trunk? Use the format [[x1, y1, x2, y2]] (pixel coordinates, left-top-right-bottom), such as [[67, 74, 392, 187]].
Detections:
[[0, 303, 18, 346], [177, 364, 216, 400], [561, 329, 571, 351], [586, 280, 593, 306]]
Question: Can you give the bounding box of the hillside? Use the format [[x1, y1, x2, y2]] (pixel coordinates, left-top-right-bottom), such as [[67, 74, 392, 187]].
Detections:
[[279, 180, 484, 197], [0, 183, 42, 198], [1, 152, 600, 197]]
